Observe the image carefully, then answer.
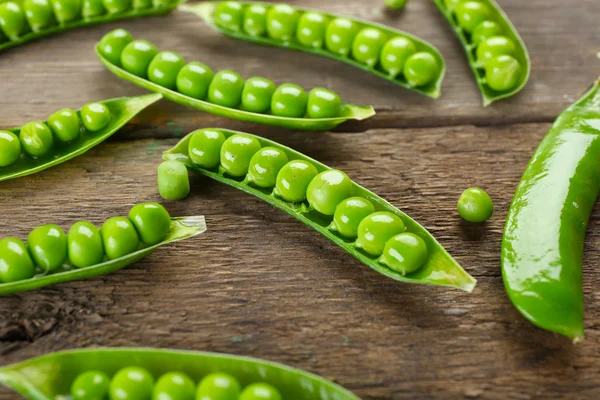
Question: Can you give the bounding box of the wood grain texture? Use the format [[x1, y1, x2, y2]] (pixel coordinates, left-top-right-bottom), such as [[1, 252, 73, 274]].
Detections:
[[1, 1, 600, 399]]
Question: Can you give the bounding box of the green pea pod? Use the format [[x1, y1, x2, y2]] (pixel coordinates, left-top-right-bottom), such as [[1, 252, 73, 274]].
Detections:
[[431, 0, 530, 106], [181, 2, 446, 99], [0, 216, 206, 295], [501, 80, 600, 341], [0, 93, 162, 182], [164, 129, 476, 292], [0, 347, 358, 400]]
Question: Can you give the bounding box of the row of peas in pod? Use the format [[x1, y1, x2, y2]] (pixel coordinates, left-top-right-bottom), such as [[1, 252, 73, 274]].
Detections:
[[213, 2, 441, 87], [0, 203, 171, 284], [98, 28, 345, 119]]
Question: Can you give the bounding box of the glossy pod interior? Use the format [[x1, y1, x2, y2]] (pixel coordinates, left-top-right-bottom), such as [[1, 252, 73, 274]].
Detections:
[[182, 1, 446, 98]]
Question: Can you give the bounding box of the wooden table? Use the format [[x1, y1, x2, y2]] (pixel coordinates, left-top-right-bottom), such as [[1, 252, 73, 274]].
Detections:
[[1, 1, 599, 399]]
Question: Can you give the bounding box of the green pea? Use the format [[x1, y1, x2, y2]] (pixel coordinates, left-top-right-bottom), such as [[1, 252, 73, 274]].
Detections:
[[71, 370, 110, 400], [476, 36, 516, 68], [28, 224, 68, 272], [98, 29, 133, 67], [266, 4, 298, 41], [243, 4, 268, 37], [325, 18, 360, 57], [379, 232, 428, 275], [157, 160, 190, 201], [306, 170, 353, 216], [471, 20, 503, 46], [101, 216, 139, 260], [443, 0, 464, 12], [208, 70, 245, 108], [152, 0, 171, 7], [152, 372, 195, 400], [23, 0, 55, 32], [196, 373, 241, 400], [455, 1, 491, 33], [380, 36, 416, 78], [271, 83, 307, 118], [220, 134, 261, 177], [0, 238, 36, 283], [148, 51, 186, 90], [215, 1, 243, 32], [355, 211, 405, 256], [50, 0, 81, 24], [81, 102, 111, 132], [82, 0, 106, 17], [109, 367, 155, 400], [296, 12, 328, 48], [47, 108, 81, 142], [485, 55, 522, 92], [457, 187, 494, 222], [241, 77, 276, 113], [403, 52, 439, 87], [239, 383, 282, 400], [247, 147, 289, 188], [385, 0, 408, 10], [352, 28, 387, 67], [128, 202, 171, 245], [274, 160, 318, 203], [132, 0, 151, 9], [307, 87, 341, 119], [0, 2, 28, 40], [0, 130, 21, 167], [330, 197, 375, 239], [19, 121, 54, 157], [68, 221, 104, 268], [176, 62, 214, 100], [188, 128, 226, 169], [102, 0, 130, 14], [121, 40, 158, 78]]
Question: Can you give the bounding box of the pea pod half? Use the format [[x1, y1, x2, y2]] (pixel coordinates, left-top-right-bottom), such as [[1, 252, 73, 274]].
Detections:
[[501, 79, 600, 341], [164, 128, 476, 291], [182, 1, 446, 99]]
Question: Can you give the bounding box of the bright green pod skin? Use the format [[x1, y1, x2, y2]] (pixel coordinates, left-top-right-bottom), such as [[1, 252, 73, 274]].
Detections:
[[455, 1, 491, 33], [152, 372, 195, 400], [241, 77, 276, 113], [0, 238, 36, 283], [214, 1, 243, 32], [380, 36, 416, 78], [148, 51, 186, 90], [296, 12, 328, 48], [476, 36, 516, 68], [71, 370, 110, 400], [208, 70, 244, 108], [151, 0, 170, 7], [128, 202, 172, 245], [47, 108, 81, 142], [355, 211, 405, 257], [133, 0, 152, 9], [157, 160, 191, 201], [19, 121, 54, 157], [443, 0, 464, 12], [271, 83, 307, 118], [102, 0, 131, 14], [67, 221, 104, 268], [196, 372, 241, 400], [28, 224, 68, 272], [385, 0, 408, 10], [330, 197, 375, 239], [274, 160, 318, 203], [239, 383, 282, 400], [457, 187, 493, 222], [188, 128, 226, 169], [352, 28, 388, 68], [306, 169, 353, 216], [243, 4, 267, 37], [81, 102, 111, 132], [379, 232, 428, 275], [82, 0, 106, 18], [471, 20, 503, 46], [220, 134, 261, 177], [23, 0, 55, 32], [247, 146, 289, 188], [486, 54, 522, 92], [109, 366, 155, 400], [176, 62, 214, 100], [121, 40, 158, 78], [101, 216, 139, 260], [0, 2, 28, 40], [51, 0, 82, 24], [98, 28, 133, 67], [325, 18, 360, 57], [307, 87, 341, 119], [266, 4, 298, 41], [403, 52, 439, 87], [0, 131, 21, 167]]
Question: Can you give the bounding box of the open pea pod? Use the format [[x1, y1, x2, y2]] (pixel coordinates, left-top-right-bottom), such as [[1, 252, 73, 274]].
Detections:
[[164, 129, 476, 292], [182, 1, 446, 99]]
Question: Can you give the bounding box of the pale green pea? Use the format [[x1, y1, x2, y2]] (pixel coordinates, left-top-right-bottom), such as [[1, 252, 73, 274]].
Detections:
[[0, 238, 36, 283], [455, 1, 491, 33], [23, 0, 55, 32], [20, 121, 54, 157], [208, 70, 245, 108], [50, 0, 82, 24], [47, 108, 81, 142], [325, 18, 360, 57], [176, 62, 214, 100], [109, 367, 155, 400], [330, 197, 375, 239], [306, 169, 354, 216], [128, 202, 171, 246], [98, 28, 133, 67], [379, 232, 428, 275], [457, 187, 494, 222], [239, 383, 282, 400], [215, 1, 243, 32], [355, 211, 405, 256], [307, 87, 341, 119], [271, 83, 308, 118], [81, 102, 111, 132], [196, 373, 240, 400], [296, 12, 329, 48], [67, 221, 104, 268], [28, 224, 68, 272], [0, 1, 28, 40], [485, 55, 522, 92], [247, 147, 289, 188], [352, 28, 388, 67], [101, 216, 139, 260], [153, 372, 195, 400], [102, 0, 131, 14], [476, 36, 516, 68], [71, 371, 110, 400], [266, 4, 299, 41], [243, 4, 268, 36], [157, 160, 191, 201], [188, 128, 226, 169], [220, 134, 262, 177], [82, 0, 106, 17], [241, 77, 276, 113], [274, 160, 318, 203], [380, 36, 416, 78], [0, 131, 21, 167], [403, 52, 439, 87], [471, 20, 503, 46], [121, 40, 159, 78]]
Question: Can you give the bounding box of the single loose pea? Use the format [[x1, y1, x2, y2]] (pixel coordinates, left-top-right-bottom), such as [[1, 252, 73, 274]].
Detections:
[[403, 52, 439, 87], [485, 55, 522, 92], [71, 370, 110, 400], [148, 51, 186, 90], [379, 232, 428, 275], [121, 40, 158, 78], [355, 211, 405, 256], [457, 187, 494, 222], [0, 238, 36, 283], [98, 28, 133, 67], [101, 216, 139, 260], [325, 18, 360, 57], [196, 373, 241, 400], [297, 12, 329, 48], [352, 28, 388, 67], [220, 134, 262, 177], [306, 169, 354, 216], [68, 221, 104, 268], [215, 1, 243, 32], [247, 147, 289, 188], [81, 102, 111, 132], [19, 121, 54, 157], [109, 366, 155, 400], [455, 1, 491, 33], [208, 70, 245, 108], [50, 0, 81, 24], [243, 4, 268, 37], [330, 197, 375, 239], [128, 202, 171, 246], [266, 4, 299, 41], [152, 372, 195, 400], [239, 383, 282, 400], [23, 0, 55, 32], [307, 87, 342, 119], [102, 0, 130, 13], [188, 128, 226, 169], [47, 108, 81, 142], [274, 160, 318, 203], [176, 62, 214, 100], [28, 224, 68, 272], [157, 160, 190, 201], [476, 36, 516, 68], [0, 2, 28, 40], [241, 77, 276, 113], [385, 0, 408, 10], [0, 131, 21, 167], [471, 20, 503, 46], [380, 36, 416, 78], [133, 0, 151, 9], [82, 0, 106, 18], [271, 83, 308, 118]]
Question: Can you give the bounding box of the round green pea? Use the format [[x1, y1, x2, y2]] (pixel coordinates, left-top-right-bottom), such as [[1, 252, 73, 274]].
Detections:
[[241, 77, 276, 113], [271, 83, 308, 118], [306, 169, 354, 216], [0, 238, 36, 283], [455, 1, 491, 33], [176, 62, 214, 100], [296, 12, 328, 48], [403, 52, 439, 87], [196, 373, 241, 400], [307, 87, 342, 119], [128, 202, 171, 246], [380, 36, 416, 78], [109, 366, 155, 400], [23, 0, 55, 32], [352, 28, 388, 67], [476, 36, 516, 68], [98, 28, 133, 67], [274, 160, 318, 203], [471, 20, 503, 46], [47, 108, 81, 142], [28, 224, 68, 272], [208, 70, 245, 108], [485, 55, 522, 92], [0, 2, 28, 40], [82, 0, 106, 18], [157, 160, 190, 201], [239, 383, 282, 400], [148, 51, 186, 90], [102, 0, 130, 13], [20, 121, 54, 157], [132, 0, 151, 9], [188, 128, 226, 169], [68, 221, 104, 268], [0, 130, 21, 167], [71, 370, 110, 400], [330, 197, 375, 239], [247, 147, 289, 188], [443, 0, 464, 12], [266, 4, 298, 41], [457, 187, 494, 222], [385, 0, 408, 10], [152, 372, 195, 400], [355, 211, 405, 257], [81, 102, 111, 132], [215, 1, 243, 32], [325, 18, 360, 57], [220, 134, 261, 177], [379, 232, 428, 275], [101, 216, 139, 260], [121, 40, 158, 78], [50, 0, 81, 24], [243, 4, 268, 37]]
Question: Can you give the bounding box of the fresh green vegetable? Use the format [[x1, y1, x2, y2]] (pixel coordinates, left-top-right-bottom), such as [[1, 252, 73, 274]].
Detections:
[[403, 52, 440, 87], [384, 0, 408, 10], [208, 69, 245, 108], [355, 211, 405, 256], [157, 160, 191, 201], [306, 87, 341, 119], [82, 0, 106, 18], [0, 1, 28, 40], [19, 121, 54, 157], [380, 232, 428, 275], [27, 224, 68, 272], [241, 76, 276, 113], [196, 372, 241, 400], [47, 108, 81, 142], [330, 197, 375, 239], [153, 372, 195, 400], [476, 35, 516, 68], [70, 371, 110, 400], [352, 27, 388, 67], [67, 221, 104, 268], [274, 160, 318, 203], [306, 169, 353, 216], [110, 366, 155, 400], [266, 3, 297, 41], [0, 238, 36, 283], [81, 102, 111, 132], [100, 216, 140, 260], [176, 61, 214, 100], [128, 202, 172, 246], [0, 131, 21, 167], [271, 83, 307, 118], [24, 0, 55, 32], [239, 382, 281, 400], [187, 128, 226, 169], [121, 39, 158, 77], [457, 187, 493, 222], [220, 133, 262, 177], [148, 50, 186, 90], [380, 36, 416, 78], [296, 11, 328, 48], [247, 147, 288, 188], [242, 3, 267, 37]]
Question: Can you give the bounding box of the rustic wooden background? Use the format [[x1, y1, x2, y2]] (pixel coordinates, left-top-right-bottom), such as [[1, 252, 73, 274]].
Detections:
[[1, 0, 600, 399]]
